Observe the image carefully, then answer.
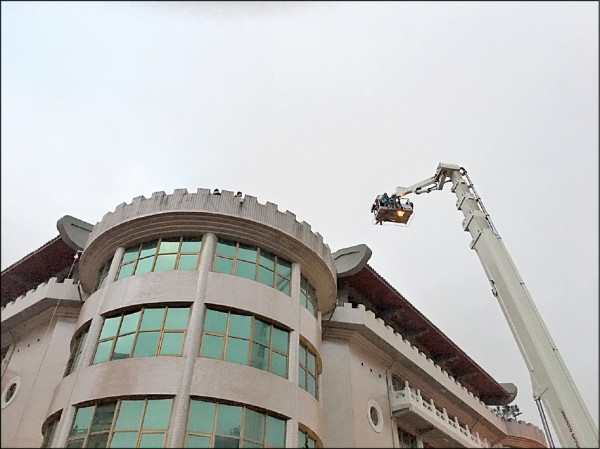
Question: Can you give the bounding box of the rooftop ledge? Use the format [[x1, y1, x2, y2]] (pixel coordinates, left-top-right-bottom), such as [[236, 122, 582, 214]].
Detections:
[[323, 302, 545, 441]]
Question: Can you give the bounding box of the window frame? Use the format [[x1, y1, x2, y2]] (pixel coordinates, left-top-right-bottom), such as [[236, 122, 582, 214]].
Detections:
[[66, 398, 173, 448], [298, 341, 319, 399], [200, 309, 289, 378], [213, 239, 292, 295], [64, 327, 90, 377], [116, 237, 203, 281], [92, 306, 190, 364], [185, 398, 286, 448], [300, 276, 317, 317]]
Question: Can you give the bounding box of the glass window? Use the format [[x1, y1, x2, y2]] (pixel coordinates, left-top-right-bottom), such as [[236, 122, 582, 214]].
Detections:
[[299, 342, 319, 399], [65, 328, 89, 377], [298, 429, 318, 448], [96, 259, 113, 291], [115, 237, 203, 281], [185, 399, 285, 448], [93, 306, 189, 364], [213, 239, 292, 295], [300, 276, 317, 317], [67, 398, 172, 448], [41, 418, 60, 448], [200, 309, 289, 377]]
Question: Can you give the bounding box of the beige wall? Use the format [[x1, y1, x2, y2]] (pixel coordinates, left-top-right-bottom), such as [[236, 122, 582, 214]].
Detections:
[[1, 311, 76, 448]]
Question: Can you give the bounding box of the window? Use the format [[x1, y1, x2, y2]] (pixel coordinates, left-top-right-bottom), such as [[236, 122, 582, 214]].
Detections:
[[298, 343, 318, 399], [65, 328, 89, 376], [398, 428, 418, 448], [93, 306, 190, 364], [66, 398, 172, 448], [200, 309, 289, 377], [41, 416, 60, 448], [298, 429, 318, 448], [117, 237, 203, 280], [96, 259, 113, 291], [213, 239, 292, 294], [185, 399, 286, 448], [299, 276, 317, 317]]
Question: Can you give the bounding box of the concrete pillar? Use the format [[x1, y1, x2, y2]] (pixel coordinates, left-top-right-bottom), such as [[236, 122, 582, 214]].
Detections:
[[166, 233, 217, 448], [52, 247, 125, 447], [284, 262, 301, 448]]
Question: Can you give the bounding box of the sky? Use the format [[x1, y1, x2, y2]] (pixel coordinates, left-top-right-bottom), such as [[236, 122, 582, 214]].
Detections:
[[1, 1, 598, 444]]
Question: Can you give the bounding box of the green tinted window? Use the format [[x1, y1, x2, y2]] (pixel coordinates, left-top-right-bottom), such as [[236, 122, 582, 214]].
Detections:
[[160, 332, 184, 355], [201, 309, 289, 377], [135, 257, 154, 274], [216, 404, 242, 437], [214, 257, 234, 274], [100, 316, 121, 339], [71, 406, 94, 436], [91, 403, 116, 432], [187, 400, 216, 433], [113, 334, 135, 359], [235, 260, 255, 280], [140, 433, 165, 448], [201, 334, 224, 359], [186, 435, 210, 448], [204, 309, 227, 334], [228, 315, 251, 339], [225, 338, 249, 365], [213, 239, 291, 295], [117, 263, 135, 280], [93, 341, 113, 364], [216, 240, 236, 257], [110, 431, 138, 448], [186, 400, 285, 449], [300, 276, 318, 317], [244, 409, 265, 443], [122, 247, 139, 263], [133, 332, 160, 358], [114, 400, 145, 430], [271, 327, 288, 354], [159, 238, 180, 254], [181, 238, 202, 253], [120, 312, 141, 335], [178, 254, 199, 270], [94, 307, 189, 364], [117, 237, 202, 280], [139, 241, 158, 258], [140, 308, 165, 331], [143, 399, 173, 429], [67, 398, 173, 448], [299, 342, 319, 399], [154, 254, 177, 271], [266, 416, 285, 447], [165, 307, 189, 329], [252, 319, 270, 346]]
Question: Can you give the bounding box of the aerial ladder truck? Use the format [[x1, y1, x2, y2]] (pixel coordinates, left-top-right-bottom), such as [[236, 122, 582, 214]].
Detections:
[[372, 163, 598, 448]]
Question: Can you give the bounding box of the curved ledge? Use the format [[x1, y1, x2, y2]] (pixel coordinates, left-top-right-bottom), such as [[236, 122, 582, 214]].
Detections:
[[79, 189, 336, 312]]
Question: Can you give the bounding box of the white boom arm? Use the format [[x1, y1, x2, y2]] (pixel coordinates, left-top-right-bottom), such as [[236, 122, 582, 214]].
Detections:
[[396, 163, 598, 448]]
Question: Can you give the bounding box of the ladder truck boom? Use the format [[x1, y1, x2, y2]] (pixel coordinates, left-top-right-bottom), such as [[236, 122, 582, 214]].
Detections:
[[384, 163, 598, 448]]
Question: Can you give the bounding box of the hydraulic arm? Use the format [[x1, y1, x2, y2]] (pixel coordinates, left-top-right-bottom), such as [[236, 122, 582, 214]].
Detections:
[[392, 163, 598, 448]]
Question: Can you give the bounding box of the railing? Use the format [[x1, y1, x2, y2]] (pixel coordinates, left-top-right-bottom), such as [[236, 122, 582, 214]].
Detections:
[[390, 381, 491, 448]]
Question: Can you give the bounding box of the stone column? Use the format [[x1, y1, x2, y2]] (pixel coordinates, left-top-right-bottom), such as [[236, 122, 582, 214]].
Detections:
[[284, 262, 301, 448], [166, 233, 217, 448], [52, 247, 125, 448]]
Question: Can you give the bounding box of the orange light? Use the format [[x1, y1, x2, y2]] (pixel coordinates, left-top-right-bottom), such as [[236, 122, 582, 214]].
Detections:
[[396, 210, 405, 217]]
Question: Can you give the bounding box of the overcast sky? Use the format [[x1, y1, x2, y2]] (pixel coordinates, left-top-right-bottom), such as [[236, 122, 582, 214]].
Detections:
[[1, 1, 598, 443]]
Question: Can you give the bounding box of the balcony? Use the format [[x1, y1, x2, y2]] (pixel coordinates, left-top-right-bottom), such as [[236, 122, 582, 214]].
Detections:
[[390, 382, 491, 448]]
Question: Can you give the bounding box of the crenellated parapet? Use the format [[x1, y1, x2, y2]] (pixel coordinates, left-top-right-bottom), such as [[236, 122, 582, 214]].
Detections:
[[78, 189, 336, 308], [324, 302, 545, 441], [1, 277, 82, 330]]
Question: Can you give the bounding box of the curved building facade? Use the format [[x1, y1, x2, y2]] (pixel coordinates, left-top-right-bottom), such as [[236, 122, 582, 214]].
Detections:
[[1, 188, 546, 448]]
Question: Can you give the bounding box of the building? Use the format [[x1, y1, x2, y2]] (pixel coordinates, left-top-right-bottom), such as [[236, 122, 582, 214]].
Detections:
[[1, 188, 546, 448]]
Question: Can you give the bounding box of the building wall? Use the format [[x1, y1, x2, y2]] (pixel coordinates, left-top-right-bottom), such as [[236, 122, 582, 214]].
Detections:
[[1, 310, 77, 448], [42, 189, 336, 448]]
